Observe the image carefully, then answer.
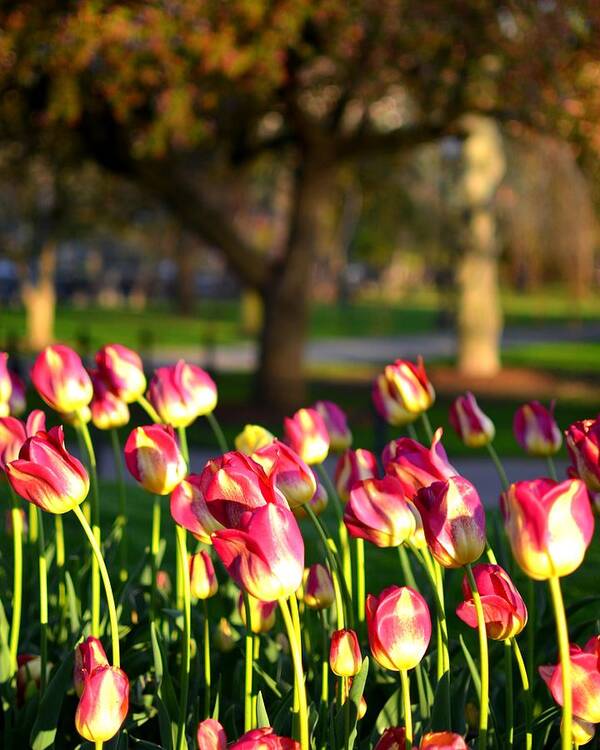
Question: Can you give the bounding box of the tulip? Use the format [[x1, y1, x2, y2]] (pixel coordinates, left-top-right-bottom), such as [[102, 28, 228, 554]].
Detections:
[[303, 563, 335, 610], [189, 550, 218, 600], [253, 440, 316, 508], [292, 477, 329, 519], [238, 592, 277, 634], [95, 343, 146, 403], [513, 401, 562, 457], [148, 359, 217, 427], [569, 716, 596, 747], [501, 478, 594, 580], [212, 504, 304, 602], [89, 369, 129, 430], [0, 352, 11, 416], [539, 636, 600, 724], [214, 617, 238, 652], [74, 637, 109, 697], [283, 407, 330, 465], [75, 664, 129, 742], [565, 417, 600, 492], [420, 732, 468, 749], [197, 718, 227, 750], [0, 410, 46, 471], [124, 424, 186, 495], [229, 727, 300, 750], [449, 392, 495, 448], [383, 428, 457, 501], [335, 448, 378, 502], [329, 628, 362, 677], [374, 728, 411, 750], [16, 654, 52, 705], [8, 370, 26, 416], [456, 563, 527, 640], [170, 474, 225, 543], [31, 345, 93, 413], [235, 423, 275, 454], [366, 586, 431, 671], [314, 400, 352, 452], [7, 425, 89, 514], [372, 357, 435, 426], [415, 476, 486, 568], [345, 476, 417, 548]]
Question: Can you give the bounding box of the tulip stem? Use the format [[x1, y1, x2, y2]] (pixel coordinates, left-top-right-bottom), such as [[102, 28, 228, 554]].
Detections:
[[175, 525, 191, 750], [202, 600, 211, 718], [110, 428, 128, 582], [406, 422, 419, 441], [546, 455, 558, 481], [28, 502, 38, 544], [548, 576, 572, 750], [504, 639, 514, 750], [205, 411, 229, 453], [466, 563, 489, 750], [319, 609, 329, 705], [420, 412, 434, 443], [356, 538, 365, 623], [72, 504, 120, 666], [400, 669, 413, 750], [486, 443, 509, 491], [511, 638, 532, 750], [151, 495, 161, 617], [343, 676, 351, 750], [8, 490, 23, 677], [136, 394, 162, 424], [36, 508, 48, 697], [55, 513, 67, 636], [279, 597, 309, 750], [398, 545, 418, 589], [242, 592, 254, 732], [76, 417, 101, 638]]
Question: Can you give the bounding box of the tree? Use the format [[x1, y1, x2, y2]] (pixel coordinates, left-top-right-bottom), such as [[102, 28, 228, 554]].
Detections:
[[1, 1, 599, 407]]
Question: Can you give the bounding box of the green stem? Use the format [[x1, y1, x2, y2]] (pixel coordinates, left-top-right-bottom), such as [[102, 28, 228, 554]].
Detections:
[[72, 504, 120, 666], [8, 492, 23, 676], [28, 503, 38, 544], [546, 455, 558, 481], [400, 669, 413, 750], [526, 579, 535, 703], [242, 592, 254, 732], [398, 545, 418, 589], [355, 538, 365, 624], [343, 676, 351, 750], [110, 428, 128, 582], [175, 525, 191, 750], [151, 495, 161, 617], [37, 508, 48, 697], [278, 597, 309, 750], [548, 576, 572, 750], [178, 425, 190, 467], [76, 417, 101, 638], [504, 639, 514, 750], [420, 411, 434, 442], [406, 422, 419, 441], [205, 411, 229, 453], [486, 442, 509, 490], [55, 513, 66, 636], [202, 600, 211, 719], [319, 609, 329, 706], [136, 394, 162, 424], [511, 638, 532, 750], [466, 563, 489, 750]]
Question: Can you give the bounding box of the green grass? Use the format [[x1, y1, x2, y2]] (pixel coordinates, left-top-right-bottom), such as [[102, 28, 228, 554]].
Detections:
[[504, 342, 600, 375]]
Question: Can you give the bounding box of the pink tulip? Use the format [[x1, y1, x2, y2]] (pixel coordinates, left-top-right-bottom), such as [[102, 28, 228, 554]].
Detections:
[[372, 357, 435, 426], [0, 352, 11, 416], [292, 475, 328, 519], [0, 409, 46, 470], [238, 592, 277, 634], [513, 401, 562, 456], [189, 550, 218, 600], [96, 344, 146, 403], [170, 474, 224, 543], [283, 407, 330, 465], [8, 370, 26, 416], [303, 563, 335, 610], [89, 370, 129, 430], [197, 718, 227, 750], [75, 664, 129, 742], [253, 440, 316, 509], [148, 359, 217, 427], [31, 345, 93, 413], [74, 637, 109, 697], [330, 628, 362, 677], [335, 448, 378, 502], [314, 400, 352, 452], [449, 392, 495, 448], [374, 728, 412, 750], [565, 417, 600, 492], [229, 727, 300, 750], [420, 732, 468, 749], [124, 424, 186, 495]]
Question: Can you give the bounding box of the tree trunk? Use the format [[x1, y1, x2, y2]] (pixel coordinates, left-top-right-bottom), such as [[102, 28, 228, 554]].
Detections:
[[257, 159, 332, 411], [456, 116, 506, 377], [22, 242, 56, 351]]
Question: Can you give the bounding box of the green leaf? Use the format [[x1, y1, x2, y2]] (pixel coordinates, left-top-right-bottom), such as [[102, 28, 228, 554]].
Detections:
[[252, 661, 283, 698], [374, 687, 401, 734], [0, 598, 11, 683], [150, 622, 178, 748], [459, 634, 481, 699], [255, 690, 270, 728], [65, 571, 81, 633], [429, 670, 451, 732], [30, 651, 74, 750], [271, 686, 294, 736]]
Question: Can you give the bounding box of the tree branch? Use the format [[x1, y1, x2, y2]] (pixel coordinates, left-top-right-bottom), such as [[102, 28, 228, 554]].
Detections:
[[336, 119, 454, 159]]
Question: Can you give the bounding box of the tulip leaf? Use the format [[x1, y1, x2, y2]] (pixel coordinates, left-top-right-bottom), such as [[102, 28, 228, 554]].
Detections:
[[374, 687, 401, 733], [129, 737, 165, 749], [65, 570, 81, 633], [212, 676, 221, 720], [458, 634, 481, 699], [150, 622, 178, 749], [429, 670, 451, 732], [256, 690, 270, 727], [30, 651, 74, 750], [332, 657, 369, 750], [0, 598, 11, 683], [271, 685, 294, 735], [252, 661, 283, 698]]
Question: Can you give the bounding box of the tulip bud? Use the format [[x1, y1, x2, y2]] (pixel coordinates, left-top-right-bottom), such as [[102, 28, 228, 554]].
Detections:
[[415, 476, 486, 568], [235, 423, 275, 454], [125, 424, 187, 495], [345, 476, 417, 548], [7, 425, 89, 514], [303, 563, 335, 610], [314, 400, 352, 452], [197, 718, 227, 750], [148, 359, 217, 427], [16, 654, 52, 705], [420, 732, 468, 749], [170, 474, 224, 543], [513, 401, 562, 456], [31, 345, 93, 413], [75, 665, 129, 742], [449, 392, 495, 448], [456, 564, 527, 640], [565, 417, 600, 492], [292, 477, 328, 520], [330, 629, 362, 677], [374, 727, 410, 750], [335, 448, 378, 502], [0, 352, 12, 416], [238, 592, 277, 634], [189, 551, 218, 600], [96, 344, 146, 403], [501, 478, 594, 580], [372, 357, 435, 426], [89, 370, 129, 430], [229, 727, 300, 749], [383, 428, 457, 501], [283, 408, 330, 465], [539, 636, 600, 724], [214, 617, 238, 652], [253, 440, 316, 509], [366, 586, 431, 671], [8, 370, 26, 416], [357, 693, 367, 720], [74, 637, 109, 697]]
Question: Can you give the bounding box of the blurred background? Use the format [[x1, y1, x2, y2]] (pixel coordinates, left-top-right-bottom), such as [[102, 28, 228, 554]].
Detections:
[[0, 0, 599, 456]]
